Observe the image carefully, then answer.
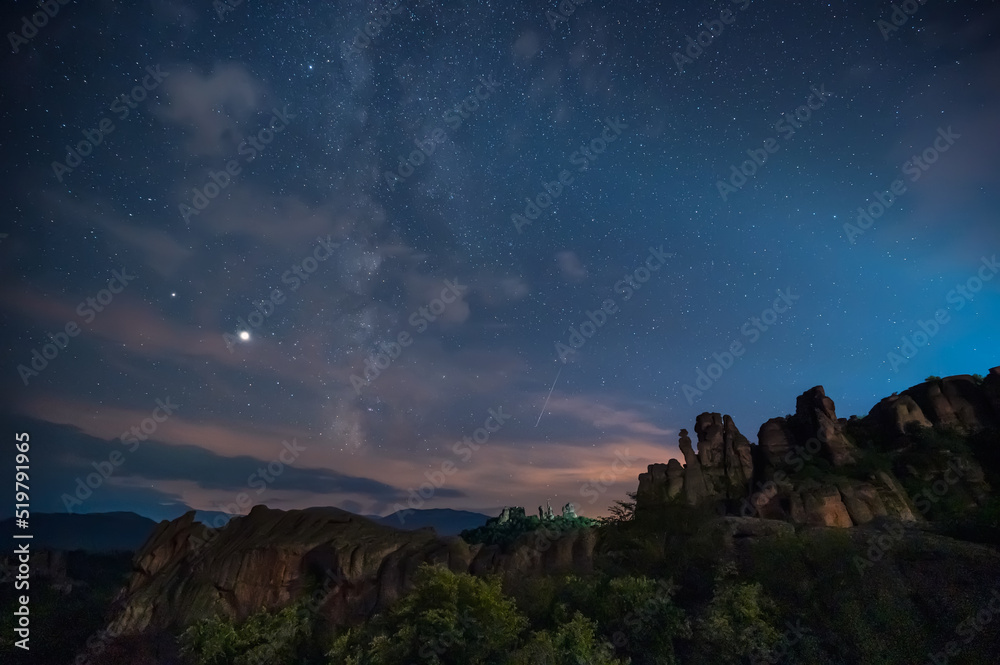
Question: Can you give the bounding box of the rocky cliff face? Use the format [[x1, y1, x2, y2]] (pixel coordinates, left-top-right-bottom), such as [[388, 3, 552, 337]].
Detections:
[[99, 505, 596, 655], [868, 368, 1000, 434], [637, 367, 1000, 529]]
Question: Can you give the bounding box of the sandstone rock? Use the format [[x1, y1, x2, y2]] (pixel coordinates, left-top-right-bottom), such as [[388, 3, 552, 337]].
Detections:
[[835, 481, 886, 525], [903, 375, 997, 431], [694, 413, 754, 498], [867, 393, 932, 435], [665, 458, 685, 498], [800, 485, 853, 528], [875, 471, 918, 522], [678, 429, 711, 504], [983, 366, 1000, 415], [105, 506, 597, 641], [637, 463, 669, 506], [795, 386, 857, 466], [757, 417, 793, 468]]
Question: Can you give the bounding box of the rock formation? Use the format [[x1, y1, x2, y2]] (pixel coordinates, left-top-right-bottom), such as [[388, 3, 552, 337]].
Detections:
[[868, 371, 1000, 433], [105, 505, 597, 642], [793, 386, 857, 466], [693, 412, 754, 497], [636, 367, 1000, 529]]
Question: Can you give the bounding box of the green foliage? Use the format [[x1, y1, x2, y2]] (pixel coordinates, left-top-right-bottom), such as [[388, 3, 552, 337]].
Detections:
[[925, 375, 942, 382], [508, 613, 625, 665], [689, 562, 781, 664], [461, 510, 597, 547], [970, 373, 985, 385], [327, 564, 527, 665], [508, 573, 689, 665], [178, 603, 313, 665], [595, 576, 690, 664]]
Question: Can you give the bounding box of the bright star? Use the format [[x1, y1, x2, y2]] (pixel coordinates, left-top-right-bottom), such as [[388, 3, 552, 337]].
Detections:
[[239, 331, 250, 341]]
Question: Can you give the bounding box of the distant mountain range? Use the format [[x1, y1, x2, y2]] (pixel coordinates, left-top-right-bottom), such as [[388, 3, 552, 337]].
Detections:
[[366, 508, 491, 536], [1, 508, 490, 552], [1, 512, 158, 551]]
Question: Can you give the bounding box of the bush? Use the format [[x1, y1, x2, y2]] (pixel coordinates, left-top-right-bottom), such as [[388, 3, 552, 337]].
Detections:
[[509, 573, 689, 665], [179, 602, 313, 665], [327, 564, 527, 665], [508, 613, 625, 665], [689, 562, 782, 664]]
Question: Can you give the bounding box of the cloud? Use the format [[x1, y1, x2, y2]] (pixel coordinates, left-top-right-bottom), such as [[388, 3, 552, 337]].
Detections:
[[556, 250, 587, 281], [155, 63, 264, 156]]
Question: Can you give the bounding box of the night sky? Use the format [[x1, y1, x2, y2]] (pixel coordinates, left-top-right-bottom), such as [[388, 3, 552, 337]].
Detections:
[[1, 0, 998, 522]]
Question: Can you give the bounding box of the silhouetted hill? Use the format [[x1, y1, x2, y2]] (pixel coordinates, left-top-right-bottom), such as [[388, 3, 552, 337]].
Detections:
[[368, 508, 491, 535], [0, 512, 157, 551]]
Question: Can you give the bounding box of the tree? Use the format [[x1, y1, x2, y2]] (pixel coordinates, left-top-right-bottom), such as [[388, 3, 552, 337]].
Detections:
[[691, 562, 781, 664], [509, 613, 625, 665], [179, 602, 313, 665], [327, 564, 527, 665], [600, 492, 637, 525]]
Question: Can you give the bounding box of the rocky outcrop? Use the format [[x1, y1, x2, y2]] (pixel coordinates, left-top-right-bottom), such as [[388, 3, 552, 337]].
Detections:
[[636, 368, 1000, 530], [757, 417, 794, 468], [867, 393, 933, 435], [103, 505, 596, 642], [793, 386, 857, 466], [694, 413, 753, 498], [636, 459, 683, 505], [678, 429, 711, 504], [867, 367, 1000, 434]]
